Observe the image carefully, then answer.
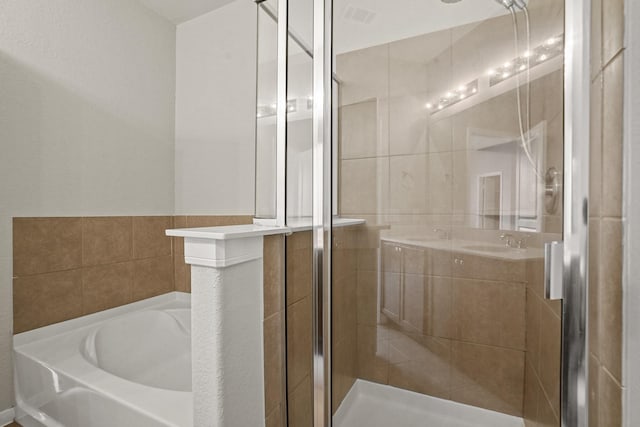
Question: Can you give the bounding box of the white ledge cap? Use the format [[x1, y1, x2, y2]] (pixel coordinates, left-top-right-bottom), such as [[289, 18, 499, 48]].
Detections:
[[166, 224, 291, 240]]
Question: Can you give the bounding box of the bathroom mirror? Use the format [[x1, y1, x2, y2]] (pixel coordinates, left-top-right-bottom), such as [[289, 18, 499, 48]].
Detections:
[[466, 123, 546, 231]]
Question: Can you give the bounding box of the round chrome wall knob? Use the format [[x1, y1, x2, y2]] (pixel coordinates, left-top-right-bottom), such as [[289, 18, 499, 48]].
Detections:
[[545, 167, 561, 214]]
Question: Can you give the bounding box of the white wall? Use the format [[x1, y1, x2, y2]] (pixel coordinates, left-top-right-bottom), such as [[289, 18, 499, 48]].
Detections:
[[175, 0, 257, 215], [0, 0, 176, 412]]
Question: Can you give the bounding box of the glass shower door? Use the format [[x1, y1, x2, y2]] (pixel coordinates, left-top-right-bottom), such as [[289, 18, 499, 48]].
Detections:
[[329, 1, 569, 426]]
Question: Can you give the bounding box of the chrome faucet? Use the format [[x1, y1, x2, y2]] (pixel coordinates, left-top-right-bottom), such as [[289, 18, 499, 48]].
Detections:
[[500, 233, 516, 248], [500, 233, 528, 249], [515, 235, 529, 249]]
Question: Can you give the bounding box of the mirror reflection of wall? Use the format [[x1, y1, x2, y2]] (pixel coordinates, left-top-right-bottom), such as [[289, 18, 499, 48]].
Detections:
[[467, 123, 545, 231], [479, 173, 501, 230], [335, 0, 564, 234]]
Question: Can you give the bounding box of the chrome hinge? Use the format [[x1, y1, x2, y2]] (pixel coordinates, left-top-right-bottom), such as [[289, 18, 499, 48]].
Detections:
[[544, 241, 564, 300]]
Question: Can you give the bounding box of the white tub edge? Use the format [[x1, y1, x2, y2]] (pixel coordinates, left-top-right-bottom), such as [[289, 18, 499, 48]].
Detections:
[[0, 407, 15, 426], [14, 292, 191, 348]]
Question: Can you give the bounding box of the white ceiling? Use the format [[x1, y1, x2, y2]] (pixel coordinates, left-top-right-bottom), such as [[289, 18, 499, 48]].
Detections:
[[279, 0, 508, 54], [335, 0, 507, 54], [138, 0, 508, 52], [137, 0, 236, 24]]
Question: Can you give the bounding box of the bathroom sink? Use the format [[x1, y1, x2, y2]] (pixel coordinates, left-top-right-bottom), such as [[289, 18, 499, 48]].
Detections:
[[462, 244, 514, 253], [405, 237, 432, 243]]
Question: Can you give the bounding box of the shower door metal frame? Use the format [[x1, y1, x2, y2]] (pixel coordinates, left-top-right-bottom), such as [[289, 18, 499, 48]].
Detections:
[[562, 0, 591, 426], [311, 0, 333, 425], [306, 1, 592, 427]]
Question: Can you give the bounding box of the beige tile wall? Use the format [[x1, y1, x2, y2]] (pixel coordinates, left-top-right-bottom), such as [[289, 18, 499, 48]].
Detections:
[[588, 0, 625, 425], [355, 235, 528, 417], [332, 227, 359, 413], [523, 257, 562, 426], [264, 234, 287, 427], [264, 226, 360, 425], [13, 215, 255, 334], [336, 1, 565, 234], [13, 216, 174, 333], [285, 231, 313, 427], [336, 0, 565, 420]]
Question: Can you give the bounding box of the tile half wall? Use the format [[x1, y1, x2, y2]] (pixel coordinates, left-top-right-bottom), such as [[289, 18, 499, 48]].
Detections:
[[12, 215, 253, 333]]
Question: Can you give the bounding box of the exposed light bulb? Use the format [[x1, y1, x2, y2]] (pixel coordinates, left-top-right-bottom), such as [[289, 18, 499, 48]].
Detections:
[[539, 54, 548, 61], [438, 104, 444, 110], [472, 87, 477, 94], [546, 37, 558, 46], [519, 64, 527, 71], [487, 69, 496, 76], [459, 94, 466, 100], [446, 92, 454, 98], [523, 50, 532, 58], [426, 103, 433, 110], [502, 72, 510, 78], [458, 85, 466, 92]]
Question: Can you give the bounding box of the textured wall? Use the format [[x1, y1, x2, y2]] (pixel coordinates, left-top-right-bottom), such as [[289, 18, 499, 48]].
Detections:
[[0, 0, 176, 412], [175, 0, 257, 215]]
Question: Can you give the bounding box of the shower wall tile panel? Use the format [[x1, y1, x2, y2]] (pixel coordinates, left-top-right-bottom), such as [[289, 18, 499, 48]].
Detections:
[[335, 3, 568, 421], [587, 0, 625, 424]]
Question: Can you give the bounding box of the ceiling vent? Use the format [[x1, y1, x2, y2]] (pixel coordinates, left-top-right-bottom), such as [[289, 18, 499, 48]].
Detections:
[[342, 5, 376, 24]]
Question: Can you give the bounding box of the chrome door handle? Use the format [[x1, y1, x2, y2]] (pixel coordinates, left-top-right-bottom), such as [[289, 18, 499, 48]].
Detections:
[[544, 241, 564, 300]]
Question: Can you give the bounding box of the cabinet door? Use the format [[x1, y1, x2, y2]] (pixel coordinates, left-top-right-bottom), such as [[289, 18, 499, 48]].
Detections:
[[401, 246, 426, 333], [381, 242, 402, 323], [401, 272, 425, 334], [381, 271, 401, 323]]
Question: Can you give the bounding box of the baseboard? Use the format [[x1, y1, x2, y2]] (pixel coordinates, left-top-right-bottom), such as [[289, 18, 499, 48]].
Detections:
[[0, 407, 15, 426]]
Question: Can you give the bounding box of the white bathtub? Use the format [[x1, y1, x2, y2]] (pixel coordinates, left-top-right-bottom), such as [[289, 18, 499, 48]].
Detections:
[[13, 292, 193, 427]]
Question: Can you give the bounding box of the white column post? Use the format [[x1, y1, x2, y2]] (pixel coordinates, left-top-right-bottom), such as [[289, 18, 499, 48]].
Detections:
[[166, 225, 290, 427]]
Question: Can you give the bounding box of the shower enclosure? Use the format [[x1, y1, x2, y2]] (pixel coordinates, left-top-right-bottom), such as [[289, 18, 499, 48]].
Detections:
[[255, 0, 590, 425]]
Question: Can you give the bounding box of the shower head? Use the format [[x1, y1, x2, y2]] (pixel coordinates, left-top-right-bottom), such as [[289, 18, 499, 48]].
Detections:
[[494, 0, 515, 9], [513, 0, 528, 9]]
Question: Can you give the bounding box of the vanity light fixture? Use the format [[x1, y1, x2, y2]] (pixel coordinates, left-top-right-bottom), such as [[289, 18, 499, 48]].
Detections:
[[488, 33, 564, 86], [426, 79, 479, 115]]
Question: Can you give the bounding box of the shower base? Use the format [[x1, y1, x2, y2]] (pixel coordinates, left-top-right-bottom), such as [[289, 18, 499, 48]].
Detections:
[[333, 380, 524, 427]]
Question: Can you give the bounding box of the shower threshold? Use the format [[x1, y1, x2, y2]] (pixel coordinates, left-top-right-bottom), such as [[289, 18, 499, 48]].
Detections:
[[333, 380, 524, 427]]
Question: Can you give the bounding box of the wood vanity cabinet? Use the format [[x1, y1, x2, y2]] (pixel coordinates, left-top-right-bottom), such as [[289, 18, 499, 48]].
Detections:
[[380, 241, 429, 334]]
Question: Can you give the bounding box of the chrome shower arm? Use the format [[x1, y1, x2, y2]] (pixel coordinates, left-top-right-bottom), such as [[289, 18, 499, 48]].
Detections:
[[513, 0, 528, 10], [494, 0, 515, 9]]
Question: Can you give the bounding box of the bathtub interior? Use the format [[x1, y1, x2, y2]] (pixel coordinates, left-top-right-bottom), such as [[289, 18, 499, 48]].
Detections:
[[13, 294, 193, 427], [83, 309, 191, 392], [13, 343, 172, 427]]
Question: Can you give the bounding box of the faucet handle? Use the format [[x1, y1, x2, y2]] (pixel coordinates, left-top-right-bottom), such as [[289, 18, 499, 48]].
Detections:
[[500, 233, 515, 247], [516, 235, 530, 249]]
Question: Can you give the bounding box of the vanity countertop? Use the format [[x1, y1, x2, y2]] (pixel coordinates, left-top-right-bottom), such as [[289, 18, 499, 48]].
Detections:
[[381, 236, 544, 261]]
